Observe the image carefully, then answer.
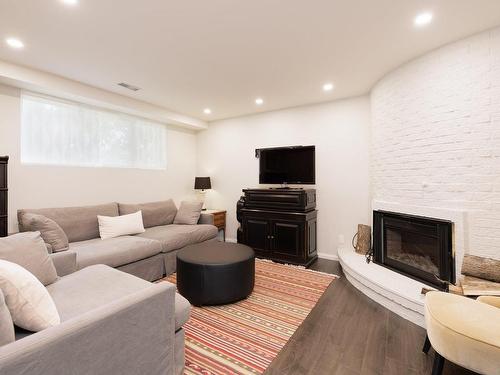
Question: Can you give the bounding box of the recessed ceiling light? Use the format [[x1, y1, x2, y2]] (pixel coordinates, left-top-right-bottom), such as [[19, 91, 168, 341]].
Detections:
[[203, 108, 212, 115], [6, 38, 24, 49], [255, 98, 264, 105], [61, 0, 78, 5], [414, 12, 433, 27], [323, 83, 334, 92]]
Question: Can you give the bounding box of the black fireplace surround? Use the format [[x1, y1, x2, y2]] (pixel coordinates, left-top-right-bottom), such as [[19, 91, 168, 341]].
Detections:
[[373, 211, 455, 290]]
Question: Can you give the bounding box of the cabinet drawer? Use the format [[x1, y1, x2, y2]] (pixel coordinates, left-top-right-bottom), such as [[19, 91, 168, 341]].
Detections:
[[212, 212, 225, 227], [243, 189, 315, 211], [213, 217, 225, 227]]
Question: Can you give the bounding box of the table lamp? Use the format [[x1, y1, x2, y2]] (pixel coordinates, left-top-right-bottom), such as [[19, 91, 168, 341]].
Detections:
[[194, 177, 211, 210]]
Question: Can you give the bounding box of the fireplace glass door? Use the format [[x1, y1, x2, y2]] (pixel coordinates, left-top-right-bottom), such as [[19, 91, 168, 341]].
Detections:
[[385, 218, 439, 276], [373, 211, 454, 289]]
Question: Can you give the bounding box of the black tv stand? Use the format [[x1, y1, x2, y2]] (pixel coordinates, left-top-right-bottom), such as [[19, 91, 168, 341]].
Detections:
[[236, 188, 317, 267]]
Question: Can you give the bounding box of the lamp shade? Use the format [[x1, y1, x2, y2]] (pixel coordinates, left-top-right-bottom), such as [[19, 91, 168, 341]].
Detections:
[[194, 177, 211, 190]]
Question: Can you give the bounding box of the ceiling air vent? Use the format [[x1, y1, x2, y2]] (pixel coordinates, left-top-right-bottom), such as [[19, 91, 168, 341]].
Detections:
[[117, 82, 141, 91]]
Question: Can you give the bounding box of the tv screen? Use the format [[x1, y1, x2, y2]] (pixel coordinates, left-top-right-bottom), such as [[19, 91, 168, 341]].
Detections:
[[258, 146, 315, 184]]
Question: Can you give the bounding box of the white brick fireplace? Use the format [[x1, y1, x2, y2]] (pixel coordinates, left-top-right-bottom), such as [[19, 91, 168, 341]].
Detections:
[[340, 26, 500, 327], [371, 26, 500, 264]]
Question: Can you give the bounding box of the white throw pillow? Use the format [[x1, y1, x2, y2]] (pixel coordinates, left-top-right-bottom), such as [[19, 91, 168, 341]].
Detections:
[[98, 210, 145, 240], [0, 260, 60, 332]]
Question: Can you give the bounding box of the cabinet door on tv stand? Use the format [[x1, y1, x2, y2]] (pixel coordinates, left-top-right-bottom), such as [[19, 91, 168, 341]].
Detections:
[[243, 217, 270, 253], [271, 220, 305, 261]]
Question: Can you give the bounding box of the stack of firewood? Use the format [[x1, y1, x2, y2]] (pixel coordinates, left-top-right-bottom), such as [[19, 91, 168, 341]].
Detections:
[[459, 255, 500, 296], [421, 255, 500, 296]]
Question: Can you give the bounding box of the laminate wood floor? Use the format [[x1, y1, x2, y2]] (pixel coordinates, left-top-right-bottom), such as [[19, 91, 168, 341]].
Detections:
[[265, 259, 477, 375]]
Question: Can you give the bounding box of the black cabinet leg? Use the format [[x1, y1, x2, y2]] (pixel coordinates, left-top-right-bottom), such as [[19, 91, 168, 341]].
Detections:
[[432, 352, 445, 375], [423, 334, 431, 354]]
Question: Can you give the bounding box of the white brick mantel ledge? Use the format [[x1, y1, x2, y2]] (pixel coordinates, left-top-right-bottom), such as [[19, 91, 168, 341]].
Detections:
[[338, 247, 434, 328]]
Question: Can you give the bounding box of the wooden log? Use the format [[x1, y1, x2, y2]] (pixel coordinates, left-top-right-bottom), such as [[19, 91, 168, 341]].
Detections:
[[461, 276, 500, 296], [461, 255, 500, 283], [354, 224, 371, 255]]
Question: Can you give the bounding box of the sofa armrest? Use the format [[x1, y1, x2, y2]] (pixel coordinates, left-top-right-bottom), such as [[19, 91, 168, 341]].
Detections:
[[49, 250, 77, 277], [0, 282, 176, 375], [198, 212, 214, 225]]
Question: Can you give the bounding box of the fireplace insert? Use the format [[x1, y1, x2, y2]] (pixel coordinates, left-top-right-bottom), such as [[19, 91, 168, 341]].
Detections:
[[373, 211, 455, 290]]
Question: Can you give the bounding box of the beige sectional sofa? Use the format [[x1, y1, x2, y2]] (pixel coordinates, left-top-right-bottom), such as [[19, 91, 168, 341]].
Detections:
[[0, 199, 218, 375], [17, 200, 219, 281]]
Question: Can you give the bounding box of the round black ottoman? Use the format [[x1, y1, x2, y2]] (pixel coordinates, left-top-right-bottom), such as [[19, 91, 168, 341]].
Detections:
[[176, 241, 255, 306]]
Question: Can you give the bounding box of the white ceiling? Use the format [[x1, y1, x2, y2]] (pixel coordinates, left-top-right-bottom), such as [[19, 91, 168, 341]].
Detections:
[[1, 0, 500, 122]]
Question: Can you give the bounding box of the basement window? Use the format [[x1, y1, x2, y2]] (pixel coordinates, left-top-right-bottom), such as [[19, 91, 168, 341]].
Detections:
[[20, 93, 167, 170]]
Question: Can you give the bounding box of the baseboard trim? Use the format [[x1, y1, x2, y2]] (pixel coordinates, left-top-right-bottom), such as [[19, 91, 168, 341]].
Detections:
[[224, 242, 338, 261], [317, 252, 339, 261]]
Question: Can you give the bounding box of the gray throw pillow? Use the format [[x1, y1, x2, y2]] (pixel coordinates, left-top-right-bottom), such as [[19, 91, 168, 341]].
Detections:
[[118, 200, 178, 228], [0, 289, 14, 346], [173, 201, 203, 225], [0, 232, 58, 286], [21, 214, 69, 253]]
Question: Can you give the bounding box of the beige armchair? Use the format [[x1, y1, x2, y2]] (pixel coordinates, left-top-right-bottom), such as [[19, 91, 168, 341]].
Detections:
[[423, 291, 500, 375]]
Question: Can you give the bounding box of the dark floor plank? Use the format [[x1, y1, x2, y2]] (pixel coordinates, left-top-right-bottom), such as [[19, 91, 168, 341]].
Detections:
[[265, 259, 476, 375]]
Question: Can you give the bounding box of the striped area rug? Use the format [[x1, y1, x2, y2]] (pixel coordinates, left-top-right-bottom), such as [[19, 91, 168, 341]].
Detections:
[[163, 259, 338, 375]]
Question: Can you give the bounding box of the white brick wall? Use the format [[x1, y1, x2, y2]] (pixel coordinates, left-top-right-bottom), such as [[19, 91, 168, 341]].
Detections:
[[371, 27, 500, 260]]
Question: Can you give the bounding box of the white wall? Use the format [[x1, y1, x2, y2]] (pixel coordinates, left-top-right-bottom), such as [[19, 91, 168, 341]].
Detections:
[[0, 83, 197, 233], [371, 27, 500, 260], [196, 97, 371, 258]]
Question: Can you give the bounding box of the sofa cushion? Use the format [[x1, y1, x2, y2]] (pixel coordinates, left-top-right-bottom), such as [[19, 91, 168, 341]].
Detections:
[[137, 224, 218, 253], [20, 213, 69, 253], [173, 201, 203, 225], [46, 264, 155, 321], [0, 232, 58, 286], [174, 292, 190, 331], [18, 203, 119, 243], [46, 264, 187, 333], [119, 200, 177, 228], [70, 236, 162, 269], [0, 289, 14, 346], [0, 260, 60, 332]]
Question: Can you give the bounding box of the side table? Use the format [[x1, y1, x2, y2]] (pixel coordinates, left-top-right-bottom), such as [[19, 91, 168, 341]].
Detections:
[[204, 209, 226, 241]]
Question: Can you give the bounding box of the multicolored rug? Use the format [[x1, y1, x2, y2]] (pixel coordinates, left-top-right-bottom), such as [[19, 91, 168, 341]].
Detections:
[[162, 259, 338, 375]]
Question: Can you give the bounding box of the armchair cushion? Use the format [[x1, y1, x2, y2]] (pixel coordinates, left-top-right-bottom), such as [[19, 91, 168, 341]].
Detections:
[[425, 291, 500, 375], [477, 295, 500, 309]]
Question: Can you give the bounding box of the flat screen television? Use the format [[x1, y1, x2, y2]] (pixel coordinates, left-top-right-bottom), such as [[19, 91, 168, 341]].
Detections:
[[258, 146, 315, 185]]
